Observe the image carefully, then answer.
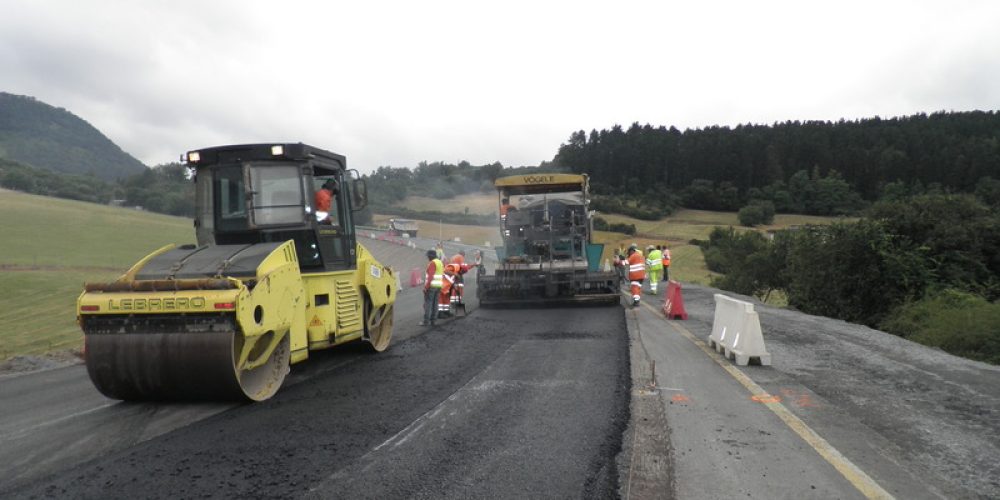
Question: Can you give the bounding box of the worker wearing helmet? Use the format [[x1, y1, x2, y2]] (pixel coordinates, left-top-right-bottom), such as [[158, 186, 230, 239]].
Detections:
[[439, 263, 459, 317], [625, 244, 646, 306], [420, 249, 444, 326], [646, 245, 664, 294], [450, 251, 468, 306]]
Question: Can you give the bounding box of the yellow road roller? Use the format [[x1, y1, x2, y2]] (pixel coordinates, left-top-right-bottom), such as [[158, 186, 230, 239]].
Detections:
[[77, 143, 396, 401]]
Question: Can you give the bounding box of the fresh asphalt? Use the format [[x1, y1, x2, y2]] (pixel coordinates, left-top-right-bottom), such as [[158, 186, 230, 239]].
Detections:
[[0, 237, 629, 499]]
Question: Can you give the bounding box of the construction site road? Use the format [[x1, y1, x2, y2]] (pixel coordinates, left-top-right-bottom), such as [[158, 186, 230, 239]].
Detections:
[[0, 237, 629, 499], [2, 236, 998, 498]]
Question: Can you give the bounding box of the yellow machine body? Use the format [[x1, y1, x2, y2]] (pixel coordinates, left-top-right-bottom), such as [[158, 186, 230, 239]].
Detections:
[[77, 142, 397, 402]]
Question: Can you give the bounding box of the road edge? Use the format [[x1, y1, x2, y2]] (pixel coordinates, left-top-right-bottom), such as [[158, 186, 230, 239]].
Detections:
[[616, 304, 676, 499]]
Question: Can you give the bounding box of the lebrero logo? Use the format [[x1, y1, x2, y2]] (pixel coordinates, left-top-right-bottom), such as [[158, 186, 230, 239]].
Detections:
[[107, 297, 207, 311], [521, 175, 556, 184]]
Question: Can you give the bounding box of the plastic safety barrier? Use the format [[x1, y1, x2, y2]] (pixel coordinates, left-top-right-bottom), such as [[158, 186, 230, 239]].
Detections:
[[708, 294, 771, 366], [662, 280, 688, 320]]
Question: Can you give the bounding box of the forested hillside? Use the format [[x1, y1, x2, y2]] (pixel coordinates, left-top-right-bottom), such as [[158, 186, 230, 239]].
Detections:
[[0, 157, 194, 216], [0, 92, 147, 181], [554, 111, 1000, 215]]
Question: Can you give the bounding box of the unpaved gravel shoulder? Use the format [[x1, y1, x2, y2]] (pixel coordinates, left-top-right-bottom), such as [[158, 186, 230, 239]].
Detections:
[[0, 350, 83, 379], [679, 282, 1000, 498]]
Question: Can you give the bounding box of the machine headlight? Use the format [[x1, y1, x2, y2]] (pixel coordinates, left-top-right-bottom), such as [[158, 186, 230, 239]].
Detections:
[[271, 145, 284, 156], [187, 151, 201, 163]]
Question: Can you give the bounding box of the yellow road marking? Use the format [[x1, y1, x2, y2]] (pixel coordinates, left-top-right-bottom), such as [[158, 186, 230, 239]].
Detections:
[[633, 298, 895, 500]]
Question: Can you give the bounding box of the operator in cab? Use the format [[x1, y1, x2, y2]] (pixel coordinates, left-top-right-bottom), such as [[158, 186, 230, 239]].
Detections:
[[314, 179, 338, 224]]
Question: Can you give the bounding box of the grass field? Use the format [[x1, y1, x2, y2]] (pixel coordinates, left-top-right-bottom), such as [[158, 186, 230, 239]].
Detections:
[[372, 214, 502, 246], [396, 193, 498, 215], [0, 189, 194, 360]]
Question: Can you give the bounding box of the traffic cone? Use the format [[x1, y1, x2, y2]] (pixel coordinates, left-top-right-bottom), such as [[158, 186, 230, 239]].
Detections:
[[662, 280, 688, 320]]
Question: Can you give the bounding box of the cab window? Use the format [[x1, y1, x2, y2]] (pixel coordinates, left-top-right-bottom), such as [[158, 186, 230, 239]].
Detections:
[[250, 165, 305, 226], [214, 165, 248, 231]]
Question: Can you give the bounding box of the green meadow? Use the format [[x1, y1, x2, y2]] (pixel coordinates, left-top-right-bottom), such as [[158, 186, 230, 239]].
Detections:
[[0, 189, 194, 359]]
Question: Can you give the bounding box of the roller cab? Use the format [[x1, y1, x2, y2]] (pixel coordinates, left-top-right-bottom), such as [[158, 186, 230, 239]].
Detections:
[[78, 143, 396, 401]]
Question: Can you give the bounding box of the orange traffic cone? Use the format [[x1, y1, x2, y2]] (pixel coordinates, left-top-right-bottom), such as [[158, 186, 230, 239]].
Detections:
[[662, 280, 688, 320]]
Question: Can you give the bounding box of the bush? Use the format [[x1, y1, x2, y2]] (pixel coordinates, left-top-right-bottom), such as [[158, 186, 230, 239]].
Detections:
[[702, 227, 768, 274], [610, 222, 637, 235], [704, 227, 782, 299], [784, 220, 932, 326], [880, 289, 1000, 365], [592, 216, 635, 234], [738, 200, 775, 226], [2, 169, 36, 192]]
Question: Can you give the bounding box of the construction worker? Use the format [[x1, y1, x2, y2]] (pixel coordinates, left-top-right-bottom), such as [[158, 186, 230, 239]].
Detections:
[[474, 249, 485, 279], [616, 243, 645, 307], [450, 251, 468, 307], [614, 243, 628, 284], [646, 245, 663, 294], [420, 249, 444, 326], [435, 242, 445, 261], [438, 262, 459, 317], [500, 197, 512, 225], [661, 244, 671, 282], [314, 179, 338, 223]]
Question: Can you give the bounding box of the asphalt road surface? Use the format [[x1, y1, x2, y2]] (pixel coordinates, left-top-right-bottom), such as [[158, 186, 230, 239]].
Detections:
[[0, 237, 630, 499], [2, 236, 998, 499]]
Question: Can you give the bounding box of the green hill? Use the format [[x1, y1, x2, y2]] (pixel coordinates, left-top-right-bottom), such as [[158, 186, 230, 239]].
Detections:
[[0, 188, 194, 359], [0, 92, 147, 181]]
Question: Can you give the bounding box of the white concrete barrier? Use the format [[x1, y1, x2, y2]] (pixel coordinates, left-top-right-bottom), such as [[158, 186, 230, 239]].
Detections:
[[708, 294, 771, 366]]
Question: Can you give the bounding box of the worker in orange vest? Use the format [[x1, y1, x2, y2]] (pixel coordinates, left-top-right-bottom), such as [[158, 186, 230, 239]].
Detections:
[[499, 197, 511, 225], [450, 251, 469, 307], [616, 243, 646, 307], [660, 244, 672, 282], [438, 263, 459, 317]]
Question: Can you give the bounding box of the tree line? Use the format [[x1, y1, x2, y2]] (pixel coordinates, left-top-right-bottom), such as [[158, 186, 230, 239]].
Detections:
[[0, 158, 193, 217], [555, 111, 1000, 219]]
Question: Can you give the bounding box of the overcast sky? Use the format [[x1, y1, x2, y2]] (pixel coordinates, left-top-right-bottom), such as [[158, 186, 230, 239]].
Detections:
[[2, 0, 999, 173]]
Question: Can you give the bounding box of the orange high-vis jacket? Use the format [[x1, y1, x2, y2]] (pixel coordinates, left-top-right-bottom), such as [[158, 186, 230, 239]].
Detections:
[[315, 189, 332, 212], [627, 252, 646, 281]]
